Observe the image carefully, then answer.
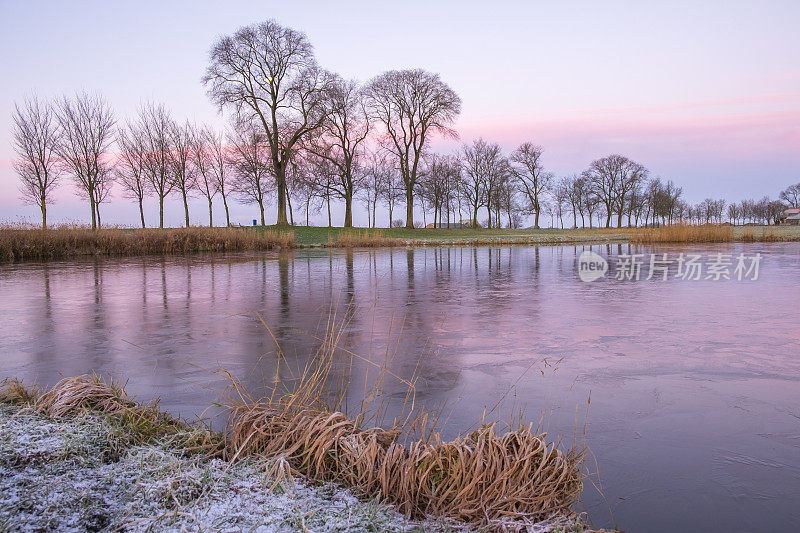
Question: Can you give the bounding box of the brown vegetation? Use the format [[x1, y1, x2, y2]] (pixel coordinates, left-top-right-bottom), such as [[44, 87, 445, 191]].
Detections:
[[1, 374, 224, 457], [630, 224, 734, 244], [329, 229, 405, 247], [0, 225, 295, 262], [220, 319, 584, 530], [740, 228, 783, 242], [2, 359, 584, 531]]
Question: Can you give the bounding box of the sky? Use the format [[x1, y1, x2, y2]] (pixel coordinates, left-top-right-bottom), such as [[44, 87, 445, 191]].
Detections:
[[1, 0, 798, 227]]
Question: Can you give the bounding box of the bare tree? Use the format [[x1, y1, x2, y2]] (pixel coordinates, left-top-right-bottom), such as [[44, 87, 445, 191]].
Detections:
[[205, 129, 232, 226], [359, 150, 386, 228], [54, 92, 116, 229], [203, 20, 331, 226], [117, 122, 149, 228], [138, 103, 175, 228], [611, 159, 647, 227], [779, 183, 800, 208], [378, 162, 403, 228], [306, 76, 370, 227], [419, 154, 459, 228], [169, 121, 196, 227], [291, 152, 325, 226], [191, 125, 219, 226], [509, 142, 551, 229], [228, 122, 272, 225], [480, 142, 508, 229], [11, 96, 61, 228], [460, 139, 488, 227], [366, 69, 461, 228], [585, 154, 647, 228]]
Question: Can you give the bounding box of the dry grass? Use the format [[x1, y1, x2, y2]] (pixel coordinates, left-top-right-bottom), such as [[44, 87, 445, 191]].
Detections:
[[220, 316, 584, 530], [2, 310, 585, 530], [1, 369, 584, 530], [329, 230, 406, 248], [0, 225, 295, 262], [227, 400, 582, 528], [740, 228, 782, 242], [19, 374, 225, 457], [630, 224, 734, 244], [0, 378, 40, 405]]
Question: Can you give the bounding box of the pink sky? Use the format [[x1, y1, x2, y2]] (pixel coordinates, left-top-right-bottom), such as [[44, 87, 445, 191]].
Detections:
[[1, 1, 798, 227]]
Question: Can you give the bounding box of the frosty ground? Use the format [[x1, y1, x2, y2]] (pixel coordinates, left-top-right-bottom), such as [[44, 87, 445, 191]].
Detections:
[[0, 406, 585, 532]]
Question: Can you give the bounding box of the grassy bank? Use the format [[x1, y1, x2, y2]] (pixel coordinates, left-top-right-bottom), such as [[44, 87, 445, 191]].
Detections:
[[0, 375, 590, 532], [0, 225, 294, 262], [4, 224, 797, 263], [239, 224, 800, 246]]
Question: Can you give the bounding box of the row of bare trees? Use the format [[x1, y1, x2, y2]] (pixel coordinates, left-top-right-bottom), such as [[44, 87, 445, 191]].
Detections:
[[11, 19, 799, 230], [11, 93, 297, 229], [201, 20, 461, 229]]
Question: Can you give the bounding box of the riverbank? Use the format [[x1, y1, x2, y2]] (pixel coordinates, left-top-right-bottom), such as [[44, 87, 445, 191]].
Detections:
[[0, 376, 591, 532], [3, 224, 797, 262]]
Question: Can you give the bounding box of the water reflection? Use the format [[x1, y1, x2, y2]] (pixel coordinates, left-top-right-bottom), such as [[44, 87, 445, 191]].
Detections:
[[1, 244, 799, 532]]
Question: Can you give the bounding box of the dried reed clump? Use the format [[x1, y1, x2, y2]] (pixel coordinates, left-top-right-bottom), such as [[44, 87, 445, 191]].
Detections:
[[0, 225, 295, 262], [32, 374, 224, 457], [630, 224, 734, 244], [0, 378, 40, 406], [740, 228, 782, 242], [330, 230, 405, 248], [226, 391, 583, 528]]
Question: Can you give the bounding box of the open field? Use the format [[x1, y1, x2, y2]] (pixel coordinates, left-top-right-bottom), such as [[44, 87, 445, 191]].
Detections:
[[254, 224, 800, 246], [1, 224, 799, 262]]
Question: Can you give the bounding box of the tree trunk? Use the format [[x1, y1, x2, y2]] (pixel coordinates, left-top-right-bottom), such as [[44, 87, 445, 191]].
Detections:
[[208, 199, 213, 227], [405, 186, 414, 229], [159, 196, 164, 228], [276, 166, 288, 226], [344, 195, 353, 228], [327, 196, 331, 228], [222, 193, 230, 227], [139, 199, 146, 228], [89, 193, 97, 230], [182, 190, 190, 227], [41, 201, 47, 229], [287, 192, 294, 225], [259, 201, 265, 226], [534, 210, 539, 229]]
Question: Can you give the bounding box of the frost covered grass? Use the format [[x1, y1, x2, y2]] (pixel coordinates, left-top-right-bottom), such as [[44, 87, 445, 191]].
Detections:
[[0, 374, 592, 532], [0, 405, 464, 532]]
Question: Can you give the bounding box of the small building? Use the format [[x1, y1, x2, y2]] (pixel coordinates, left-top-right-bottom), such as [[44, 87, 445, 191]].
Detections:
[[784, 208, 800, 225]]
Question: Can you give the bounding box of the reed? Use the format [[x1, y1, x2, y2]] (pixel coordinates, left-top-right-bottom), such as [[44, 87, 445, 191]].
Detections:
[[0, 225, 295, 262], [330, 229, 405, 248], [2, 310, 585, 531], [630, 224, 734, 244], [740, 228, 782, 242], [0, 378, 40, 405], [221, 317, 584, 529], [27, 374, 225, 457]]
